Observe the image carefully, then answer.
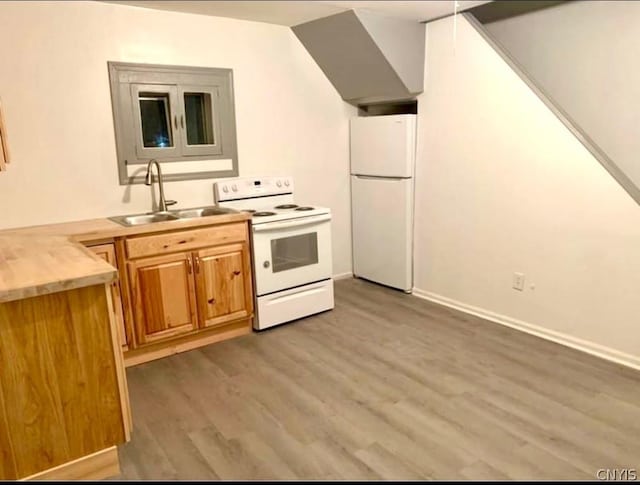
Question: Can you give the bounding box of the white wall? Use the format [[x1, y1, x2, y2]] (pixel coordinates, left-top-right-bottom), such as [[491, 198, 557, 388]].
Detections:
[[0, 1, 354, 275], [486, 1, 640, 201], [414, 15, 640, 364]]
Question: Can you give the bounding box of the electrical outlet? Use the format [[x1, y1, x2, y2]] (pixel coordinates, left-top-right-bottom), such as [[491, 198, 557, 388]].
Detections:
[[513, 272, 525, 291]]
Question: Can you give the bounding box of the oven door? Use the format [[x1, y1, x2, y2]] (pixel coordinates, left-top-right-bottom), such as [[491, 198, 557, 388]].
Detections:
[[252, 214, 333, 296]]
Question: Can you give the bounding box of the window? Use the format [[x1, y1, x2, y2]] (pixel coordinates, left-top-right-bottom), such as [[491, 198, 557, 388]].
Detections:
[[138, 92, 173, 148], [108, 62, 238, 185]]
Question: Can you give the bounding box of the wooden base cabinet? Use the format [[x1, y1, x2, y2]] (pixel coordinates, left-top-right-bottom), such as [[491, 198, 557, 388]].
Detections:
[[195, 242, 253, 328], [122, 223, 254, 362], [127, 252, 198, 345]]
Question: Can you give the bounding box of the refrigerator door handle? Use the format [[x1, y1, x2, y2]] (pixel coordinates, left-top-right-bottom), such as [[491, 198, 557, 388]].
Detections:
[[353, 175, 409, 180]]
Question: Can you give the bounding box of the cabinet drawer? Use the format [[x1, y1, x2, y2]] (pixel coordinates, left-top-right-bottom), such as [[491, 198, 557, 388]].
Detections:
[[126, 223, 247, 259]]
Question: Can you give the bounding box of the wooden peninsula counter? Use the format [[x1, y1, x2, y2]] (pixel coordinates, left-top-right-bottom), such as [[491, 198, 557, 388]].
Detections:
[[0, 234, 129, 480]]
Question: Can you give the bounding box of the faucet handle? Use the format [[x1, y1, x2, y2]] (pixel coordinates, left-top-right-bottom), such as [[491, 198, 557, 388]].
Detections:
[[165, 200, 178, 207]]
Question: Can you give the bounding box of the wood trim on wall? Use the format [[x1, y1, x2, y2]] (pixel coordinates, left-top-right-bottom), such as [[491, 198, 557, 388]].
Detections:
[[0, 97, 10, 171]]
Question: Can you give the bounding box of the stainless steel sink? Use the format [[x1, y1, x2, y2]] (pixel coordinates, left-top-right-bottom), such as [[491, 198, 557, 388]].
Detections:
[[172, 206, 237, 219], [110, 212, 180, 226], [110, 206, 237, 226]]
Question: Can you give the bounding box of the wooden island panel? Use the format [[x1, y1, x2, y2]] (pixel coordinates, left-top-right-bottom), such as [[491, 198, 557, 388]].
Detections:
[[0, 284, 127, 480]]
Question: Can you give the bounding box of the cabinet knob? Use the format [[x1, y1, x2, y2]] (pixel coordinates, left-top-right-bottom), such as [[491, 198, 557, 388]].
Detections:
[[263, 261, 270, 268]]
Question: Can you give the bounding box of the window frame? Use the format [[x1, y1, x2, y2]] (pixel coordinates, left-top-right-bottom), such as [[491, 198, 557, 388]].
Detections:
[[108, 62, 239, 185]]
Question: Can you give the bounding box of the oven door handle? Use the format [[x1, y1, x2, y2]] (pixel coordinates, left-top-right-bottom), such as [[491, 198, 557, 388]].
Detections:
[[252, 214, 331, 232]]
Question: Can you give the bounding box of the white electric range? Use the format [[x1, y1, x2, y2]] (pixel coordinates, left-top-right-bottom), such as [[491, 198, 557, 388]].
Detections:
[[214, 176, 334, 330]]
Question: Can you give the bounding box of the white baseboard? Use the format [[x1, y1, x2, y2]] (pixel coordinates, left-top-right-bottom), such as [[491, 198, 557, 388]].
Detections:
[[333, 272, 353, 281], [412, 288, 640, 372]]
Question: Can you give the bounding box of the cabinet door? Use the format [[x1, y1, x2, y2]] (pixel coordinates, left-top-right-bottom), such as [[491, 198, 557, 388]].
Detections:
[[194, 243, 253, 328], [128, 252, 198, 345], [89, 244, 128, 351]]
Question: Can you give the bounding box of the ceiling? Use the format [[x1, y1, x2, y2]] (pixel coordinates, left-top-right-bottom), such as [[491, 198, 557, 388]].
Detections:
[[104, 1, 491, 26]]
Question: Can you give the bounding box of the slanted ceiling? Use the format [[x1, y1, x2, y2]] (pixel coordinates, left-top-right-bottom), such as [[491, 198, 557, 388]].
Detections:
[[293, 10, 425, 105]]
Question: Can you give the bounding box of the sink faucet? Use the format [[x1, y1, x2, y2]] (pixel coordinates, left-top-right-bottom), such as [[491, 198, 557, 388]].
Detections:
[[144, 159, 177, 212]]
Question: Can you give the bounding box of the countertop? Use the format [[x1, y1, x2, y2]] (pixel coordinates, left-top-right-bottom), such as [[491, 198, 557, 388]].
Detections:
[[0, 211, 251, 303]]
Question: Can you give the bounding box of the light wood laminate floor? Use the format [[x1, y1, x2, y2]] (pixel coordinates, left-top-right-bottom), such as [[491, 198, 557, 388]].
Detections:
[[116, 278, 640, 480]]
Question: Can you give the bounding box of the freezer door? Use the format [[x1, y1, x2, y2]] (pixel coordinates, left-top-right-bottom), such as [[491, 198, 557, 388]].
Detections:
[[350, 114, 416, 178], [351, 175, 413, 291]]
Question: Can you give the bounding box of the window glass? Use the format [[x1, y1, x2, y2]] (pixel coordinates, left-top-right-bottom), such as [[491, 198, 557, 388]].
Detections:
[[139, 93, 173, 148], [184, 92, 215, 146]]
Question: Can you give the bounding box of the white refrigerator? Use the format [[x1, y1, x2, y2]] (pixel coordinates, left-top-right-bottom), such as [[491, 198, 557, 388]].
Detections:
[[350, 114, 416, 292]]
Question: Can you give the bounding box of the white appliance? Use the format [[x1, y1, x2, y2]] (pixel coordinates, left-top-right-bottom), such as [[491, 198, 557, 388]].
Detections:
[[214, 176, 334, 330], [350, 114, 416, 292]]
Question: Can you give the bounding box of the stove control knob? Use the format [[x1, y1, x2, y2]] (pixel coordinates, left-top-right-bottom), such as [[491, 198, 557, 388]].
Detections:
[[276, 180, 282, 187], [284, 180, 290, 187], [263, 261, 270, 268], [232, 184, 238, 192], [222, 186, 229, 193]]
